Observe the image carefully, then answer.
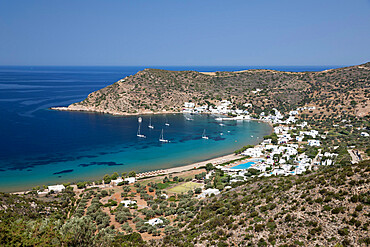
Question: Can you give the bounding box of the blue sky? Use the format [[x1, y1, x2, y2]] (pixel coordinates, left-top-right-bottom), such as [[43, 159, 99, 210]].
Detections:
[[0, 0, 369, 66]]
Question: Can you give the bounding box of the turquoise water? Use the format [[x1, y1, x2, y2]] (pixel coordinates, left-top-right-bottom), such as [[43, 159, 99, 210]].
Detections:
[[0, 66, 332, 192], [1, 114, 271, 192]]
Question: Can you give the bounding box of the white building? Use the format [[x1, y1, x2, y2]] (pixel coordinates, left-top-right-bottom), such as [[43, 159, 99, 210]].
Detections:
[[146, 218, 163, 226], [252, 89, 262, 94], [48, 184, 65, 193], [124, 177, 136, 184], [197, 188, 220, 198], [111, 177, 123, 186], [296, 121, 308, 128], [242, 147, 263, 157], [308, 139, 321, 146], [184, 102, 195, 108], [300, 130, 319, 138], [160, 194, 169, 199], [296, 136, 304, 142], [120, 200, 137, 207], [271, 169, 285, 176], [360, 132, 369, 137]]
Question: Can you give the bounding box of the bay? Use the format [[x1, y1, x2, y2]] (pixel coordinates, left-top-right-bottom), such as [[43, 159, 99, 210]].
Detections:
[[0, 65, 337, 192]]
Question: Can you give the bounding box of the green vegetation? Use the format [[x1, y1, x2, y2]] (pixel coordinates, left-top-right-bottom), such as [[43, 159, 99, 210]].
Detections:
[[167, 182, 203, 193]]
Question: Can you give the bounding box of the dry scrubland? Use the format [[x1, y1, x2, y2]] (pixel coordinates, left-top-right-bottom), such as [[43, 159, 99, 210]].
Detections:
[[68, 63, 369, 119]]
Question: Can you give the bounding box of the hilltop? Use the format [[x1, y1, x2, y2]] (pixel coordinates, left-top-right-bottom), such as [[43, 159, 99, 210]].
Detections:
[[55, 62, 370, 119]]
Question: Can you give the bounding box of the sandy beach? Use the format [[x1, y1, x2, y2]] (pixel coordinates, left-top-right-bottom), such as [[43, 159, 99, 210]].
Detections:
[[135, 153, 244, 179]]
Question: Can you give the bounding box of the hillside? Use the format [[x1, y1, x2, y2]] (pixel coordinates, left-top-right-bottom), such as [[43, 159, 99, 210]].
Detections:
[[60, 63, 370, 118], [1, 161, 369, 246], [154, 160, 370, 247]]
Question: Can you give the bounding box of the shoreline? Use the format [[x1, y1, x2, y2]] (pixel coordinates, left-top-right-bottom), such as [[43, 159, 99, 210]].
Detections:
[[11, 153, 245, 195], [50, 106, 273, 127], [50, 106, 181, 116], [136, 153, 244, 179]]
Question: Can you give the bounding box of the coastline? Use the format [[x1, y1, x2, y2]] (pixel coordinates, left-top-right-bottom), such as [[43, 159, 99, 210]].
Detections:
[[136, 153, 244, 179], [50, 106, 181, 116], [11, 153, 245, 195], [50, 106, 273, 127]]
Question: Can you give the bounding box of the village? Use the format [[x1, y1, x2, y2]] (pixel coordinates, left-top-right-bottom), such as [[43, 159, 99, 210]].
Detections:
[[29, 96, 369, 241]]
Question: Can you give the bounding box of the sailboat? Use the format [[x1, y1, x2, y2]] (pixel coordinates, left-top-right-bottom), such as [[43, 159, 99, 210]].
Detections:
[[137, 117, 146, 138], [165, 118, 170, 126], [202, 129, 209, 139], [148, 116, 154, 129], [159, 129, 169, 143]]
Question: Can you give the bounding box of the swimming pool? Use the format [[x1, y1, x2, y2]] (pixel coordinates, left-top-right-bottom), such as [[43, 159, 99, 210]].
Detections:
[[230, 161, 255, 169]]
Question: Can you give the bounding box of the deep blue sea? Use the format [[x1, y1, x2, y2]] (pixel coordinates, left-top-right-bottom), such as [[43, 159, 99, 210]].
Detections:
[[0, 65, 339, 192]]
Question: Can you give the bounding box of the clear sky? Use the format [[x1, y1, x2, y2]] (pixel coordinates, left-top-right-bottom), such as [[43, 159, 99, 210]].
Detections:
[[0, 0, 369, 66]]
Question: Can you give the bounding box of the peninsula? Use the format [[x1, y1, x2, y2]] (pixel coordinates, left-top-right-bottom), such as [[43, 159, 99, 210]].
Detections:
[[52, 62, 370, 119]]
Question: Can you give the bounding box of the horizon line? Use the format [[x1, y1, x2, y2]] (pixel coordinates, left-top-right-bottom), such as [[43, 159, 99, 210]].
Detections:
[[0, 64, 349, 67]]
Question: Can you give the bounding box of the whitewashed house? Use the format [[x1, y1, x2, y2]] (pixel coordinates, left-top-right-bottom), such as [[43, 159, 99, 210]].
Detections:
[[146, 218, 163, 226], [296, 136, 304, 142], [48, 184, 65, 193], [197, 188, 220, 198], [111, 177, 123, 186], [120, 200, 137, 207], [124, 177, 136, 184], [242, 147, 263, 157], [308, 139, 320, 146], [360, 132, 369, 137]]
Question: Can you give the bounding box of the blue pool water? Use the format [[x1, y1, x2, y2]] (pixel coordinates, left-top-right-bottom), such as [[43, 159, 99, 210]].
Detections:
[[230, 161, 256, 170], [0, 66, 335, 192]]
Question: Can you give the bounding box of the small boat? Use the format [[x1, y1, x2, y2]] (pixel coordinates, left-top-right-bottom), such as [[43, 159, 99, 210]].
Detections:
[[202, 129, 209, 139], [220, 133, 224, 136], [185, 117, 193, 121], [219, 123, 225, 126], [159, 129, 169, 143], [165, 118, 170, 126], [148, 117, 154, 129], [137, 117, 146, 138]]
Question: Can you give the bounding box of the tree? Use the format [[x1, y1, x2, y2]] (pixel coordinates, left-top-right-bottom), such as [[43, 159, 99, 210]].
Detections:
[[206, 163, 214, 172], [60, 216, 97, 246], [163, 176, 170, 183], [128, 171, 136, 178], [121, 172, 127, 178], [103, 174, 111, 184], [111, 172, 119, 180]]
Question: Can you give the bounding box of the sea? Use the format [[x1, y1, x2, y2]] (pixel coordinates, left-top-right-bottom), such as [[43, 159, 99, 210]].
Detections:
[[0, 65, 339, 192]]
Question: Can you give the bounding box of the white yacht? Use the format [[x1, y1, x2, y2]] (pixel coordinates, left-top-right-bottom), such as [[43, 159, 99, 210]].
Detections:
[[165, 118, 170, 126], [148, 117, 154, 129], [137, 117, 146, 138], [202, 129, 209, 139], [159, 129, 169, 143]]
